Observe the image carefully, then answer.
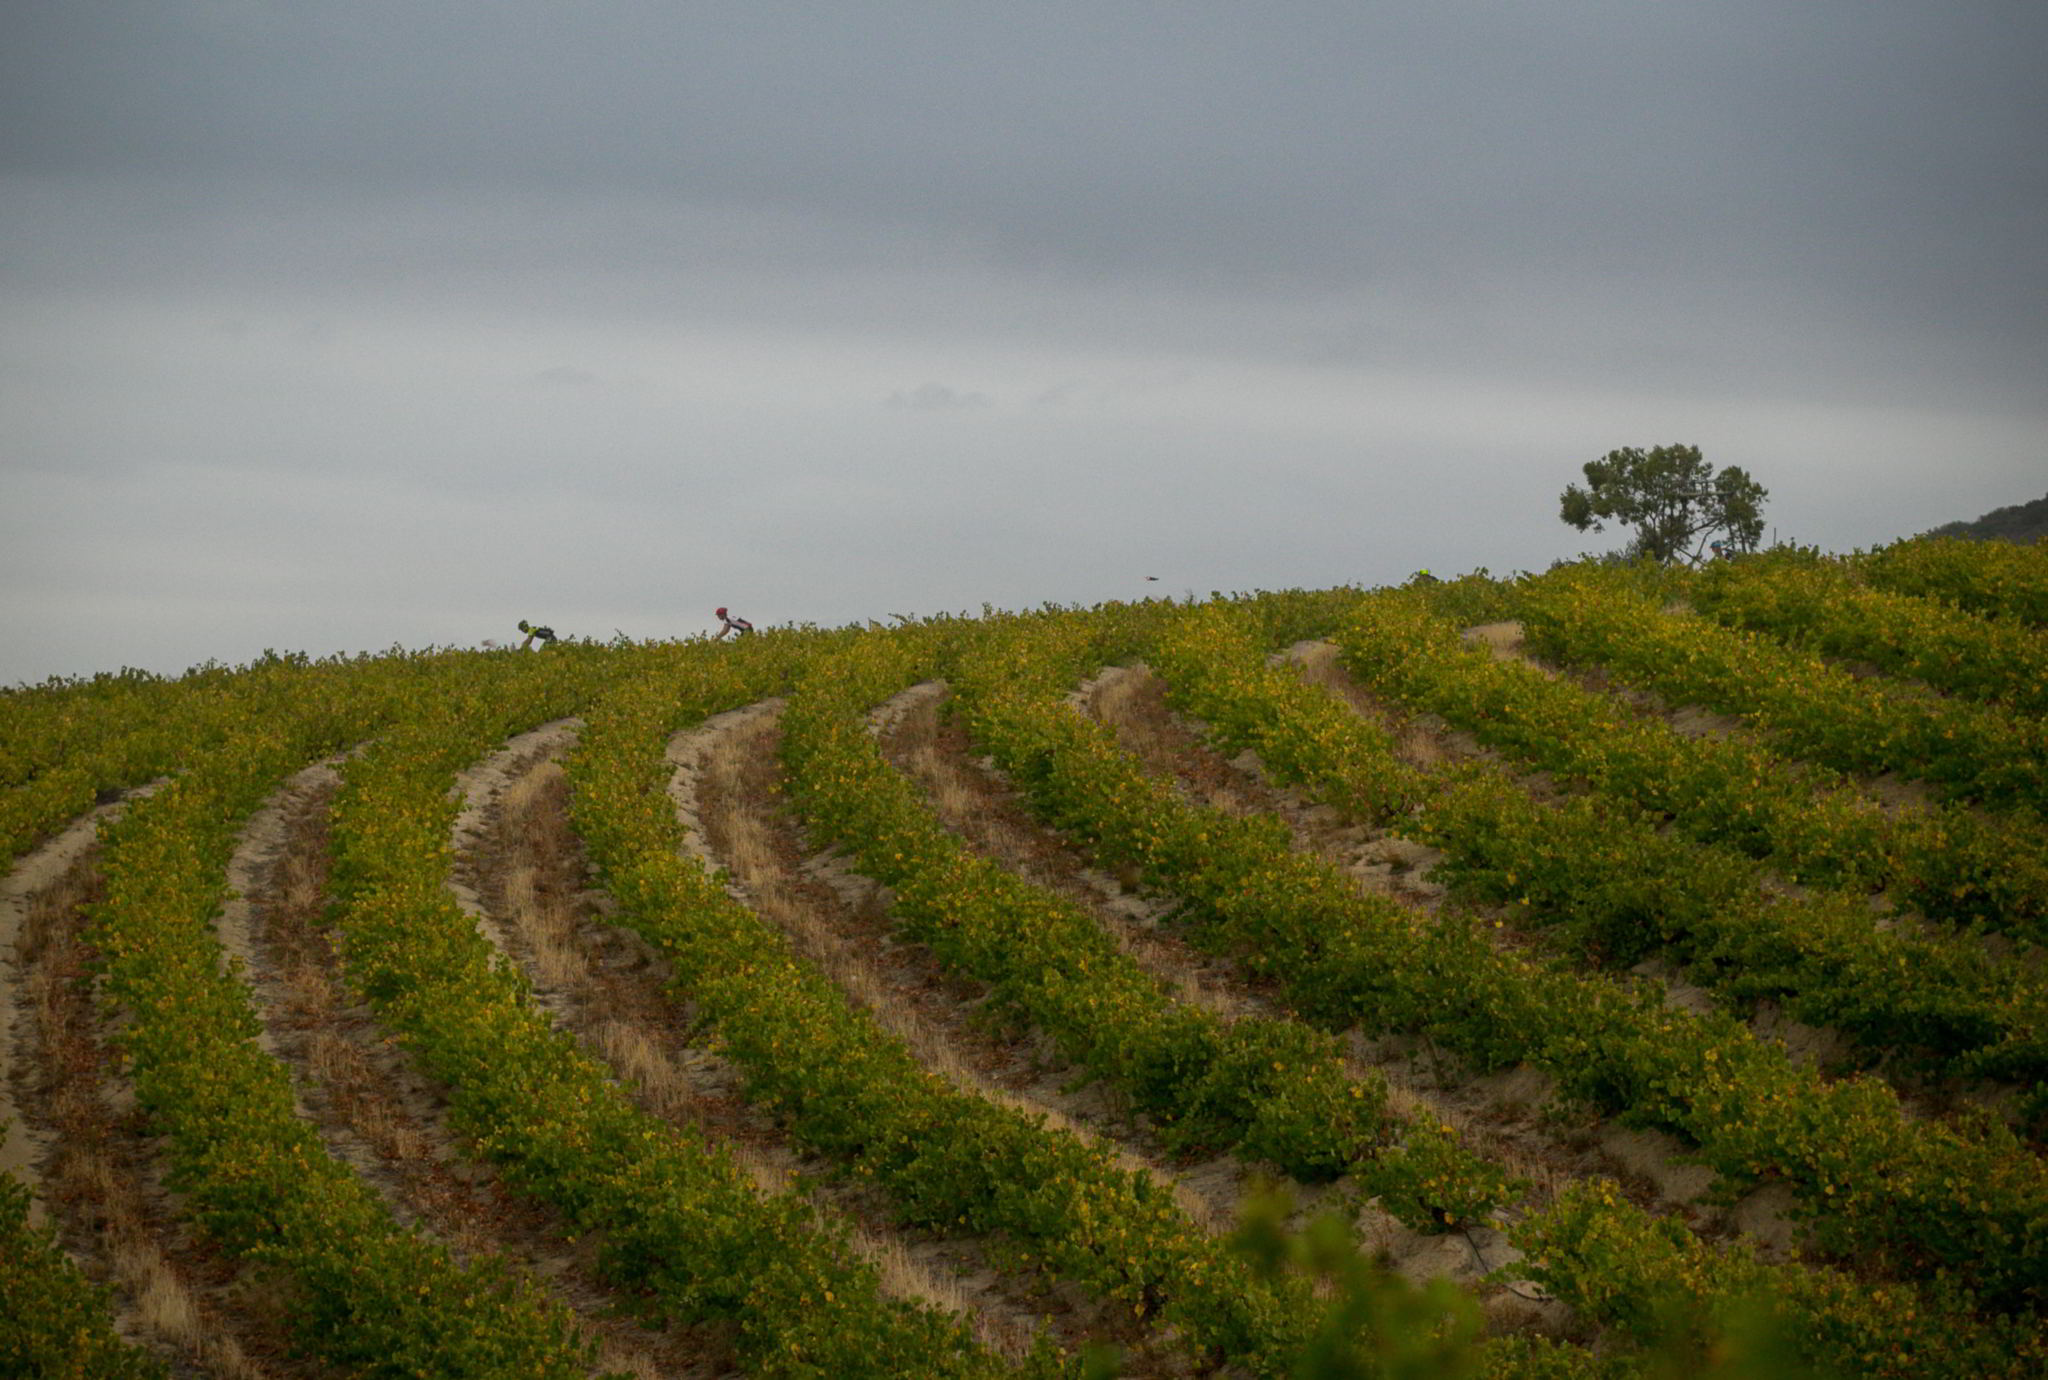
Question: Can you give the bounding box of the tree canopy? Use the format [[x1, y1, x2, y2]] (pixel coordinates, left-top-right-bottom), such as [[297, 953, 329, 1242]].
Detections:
[[1559, 444, 1767, 565]]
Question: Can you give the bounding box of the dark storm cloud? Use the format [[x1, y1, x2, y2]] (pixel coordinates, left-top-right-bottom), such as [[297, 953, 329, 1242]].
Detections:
[[7, 2, 2043, 408], [3, 1, 2044, 684], [7, 5, 2043, 280]]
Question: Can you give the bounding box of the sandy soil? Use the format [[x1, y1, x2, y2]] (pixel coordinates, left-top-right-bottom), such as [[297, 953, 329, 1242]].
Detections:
[[182, 732, 717, 1378], [872, 682, 1567, 1327], [1077, 660, 1804, 1264], [1, 802, 128, 1209], [7, 784, 309, 1377], [456, 714, 1147, 1370], [17, 624, 1930, 1372], [670, 698, 1195, 1370], [448, 719, 753, 1377]]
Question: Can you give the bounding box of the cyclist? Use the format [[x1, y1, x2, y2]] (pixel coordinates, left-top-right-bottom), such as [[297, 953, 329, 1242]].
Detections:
[[714, 607, 754, 639]]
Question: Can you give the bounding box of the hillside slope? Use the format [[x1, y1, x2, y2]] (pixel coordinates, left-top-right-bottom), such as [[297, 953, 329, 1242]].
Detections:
[[4, 543, 2047, 1377], [1920, 490, 2048, 543]]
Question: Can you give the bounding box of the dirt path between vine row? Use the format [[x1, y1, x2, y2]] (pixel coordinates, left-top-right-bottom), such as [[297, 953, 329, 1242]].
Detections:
[[668, 699, 1199, 1373], [454, 716, 1075, 1372], [1464, 621, 1809, 757], [872, 681, 1569, 1335], [1462, 621, 1940, 813], [1317, 633, 2024, 1102], [2, 802, 124, 1210], [224, 745, 695, 1379], [6, 789, 315, 1377], [1075, 660, 1804, 1261]]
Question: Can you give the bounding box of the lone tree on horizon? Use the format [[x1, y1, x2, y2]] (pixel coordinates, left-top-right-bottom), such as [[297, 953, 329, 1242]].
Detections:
[[1559, 443, 1767, 565]]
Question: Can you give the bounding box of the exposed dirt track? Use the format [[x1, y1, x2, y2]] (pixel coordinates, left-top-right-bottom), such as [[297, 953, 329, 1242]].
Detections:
[[1071, 659, 1807, 1263], [210, 741, 692, 1380], [457, 714, 1161, 1370], [3, 801, 120, 1210], [872, 682, 1573, 1325], [447, 719, 771, 1378], [8, 794, 307, 1378], [673, 699, 1212, 1372]]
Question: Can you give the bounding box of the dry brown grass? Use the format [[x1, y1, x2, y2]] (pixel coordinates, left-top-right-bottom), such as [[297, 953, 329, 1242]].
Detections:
[[673, 704, 1233, 1361], [45, 1145, 124, 1227], [484, 734, 1062, 1355], [305, 1028, 363, 1088], [273, 846, 326, 916], [851, 1231, 1050, 1362], [593, 1019, 695, 1122], [593, 1346, 666, 1380], [273, 959, 340, 1028], [119, 1238, 265, 1380], [694, 715, 970, 1065], [11, 842, 311, 1374], [1081, 664, 1148, 726]]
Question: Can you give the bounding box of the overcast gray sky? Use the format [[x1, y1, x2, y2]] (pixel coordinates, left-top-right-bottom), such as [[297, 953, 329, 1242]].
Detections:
[[4, 2, 2043, 685]]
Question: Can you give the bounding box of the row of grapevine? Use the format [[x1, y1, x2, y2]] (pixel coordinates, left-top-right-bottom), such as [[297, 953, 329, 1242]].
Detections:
[[777, 621, 2021, 1375], [0, 1159, 168, 1379], [12, 627, 1519, 1377], [1691, 549, 2048, 716], [0, 651, 382, 865], [776, 628, 1520, 1221], [939, 612, 2048, 1323], [9, 572, 2044, 1376], [82, 650, 612, 1377], [1138, 599, 2048, 1369], [316, 637, 1036, 1380], [563, 630, 1340, 1376], [1313, 594, 2045, 1081], [1514, 1180, 2039, 1377], [0, 663, 207, 791], [1515, 563, 2048, 817], [585, 619, 1935, 1378], [1338, 584, 2048, 943], [1857, 534, 2048, 627], [1137, 600, 2048, 1368]]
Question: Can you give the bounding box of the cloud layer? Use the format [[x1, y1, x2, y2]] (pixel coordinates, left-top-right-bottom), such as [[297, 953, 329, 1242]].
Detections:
[[3, 2, 2043, 682]]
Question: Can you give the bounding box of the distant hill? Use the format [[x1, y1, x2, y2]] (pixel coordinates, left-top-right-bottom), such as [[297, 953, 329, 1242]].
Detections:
[[1920, 491, 2048, 543]]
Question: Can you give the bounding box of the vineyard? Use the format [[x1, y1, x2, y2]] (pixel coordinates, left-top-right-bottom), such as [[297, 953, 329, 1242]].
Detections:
[[4, 535, 2046, 1378]]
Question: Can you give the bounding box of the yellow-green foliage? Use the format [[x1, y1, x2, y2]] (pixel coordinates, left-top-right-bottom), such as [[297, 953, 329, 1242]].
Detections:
[[1859, 533, 2048, 627], [6, 554, 2046, 1376]]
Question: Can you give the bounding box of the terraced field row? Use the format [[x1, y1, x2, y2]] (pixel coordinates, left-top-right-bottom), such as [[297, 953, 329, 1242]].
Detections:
[[1515, 562, 2048, 819], [1689, 548, 2048, 717], [1854, 533, 2048, 628], [938, 603, 2044, 1363], [4, 542, 2043, 1376]]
